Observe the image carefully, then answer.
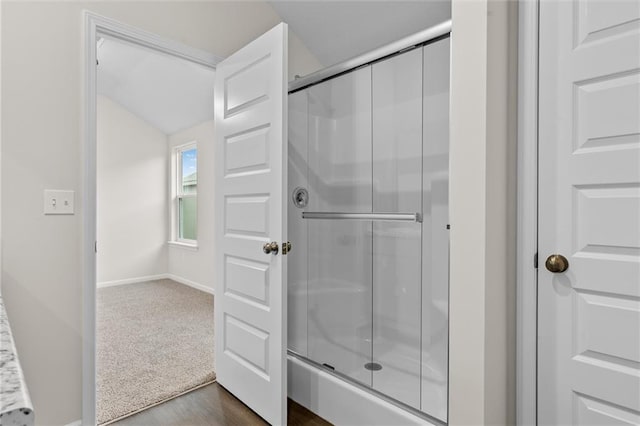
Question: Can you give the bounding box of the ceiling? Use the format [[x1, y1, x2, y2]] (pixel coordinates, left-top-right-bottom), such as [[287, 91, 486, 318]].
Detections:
[[97, 38, 215, 135], [96, 2, 450, 132], [269, 1, 451, 69]]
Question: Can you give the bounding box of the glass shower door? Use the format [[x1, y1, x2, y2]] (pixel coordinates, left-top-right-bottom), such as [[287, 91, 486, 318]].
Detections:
[[288, 39, 450, 420], [306, 67, 373, 386]]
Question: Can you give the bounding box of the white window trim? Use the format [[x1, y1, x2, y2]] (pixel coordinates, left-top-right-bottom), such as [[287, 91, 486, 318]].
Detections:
[[172, 141, 198, 246], [167, 240, 199, 251]]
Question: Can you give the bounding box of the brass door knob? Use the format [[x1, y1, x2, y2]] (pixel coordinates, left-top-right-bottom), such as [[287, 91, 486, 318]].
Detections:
[[263, 241, 279, 255], [545, 254, 569, 273]]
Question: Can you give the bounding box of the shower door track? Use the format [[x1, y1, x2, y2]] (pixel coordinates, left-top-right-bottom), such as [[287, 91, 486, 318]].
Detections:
[[301, 212, 422, 222], [288, 19, 452, 93], [288, 350, 447, 426]]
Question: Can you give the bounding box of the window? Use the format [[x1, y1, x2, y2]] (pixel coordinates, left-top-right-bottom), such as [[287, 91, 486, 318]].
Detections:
[[175, 143, 197, 243]]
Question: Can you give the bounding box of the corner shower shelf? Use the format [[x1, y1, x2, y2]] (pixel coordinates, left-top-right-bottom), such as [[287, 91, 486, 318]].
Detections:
[[301, 212, 422, 223]]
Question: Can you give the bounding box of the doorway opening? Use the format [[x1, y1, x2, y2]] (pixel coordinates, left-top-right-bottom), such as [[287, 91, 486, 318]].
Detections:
[[85, 15, 329, 426], [83, 12, 222, 425], [95, 32, 217, 425]]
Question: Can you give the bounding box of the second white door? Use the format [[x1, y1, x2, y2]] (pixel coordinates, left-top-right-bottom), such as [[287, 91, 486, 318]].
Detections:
[[538, 1, 640, 424]]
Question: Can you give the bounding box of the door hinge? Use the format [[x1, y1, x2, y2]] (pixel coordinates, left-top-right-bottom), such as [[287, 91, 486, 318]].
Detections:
[[282, 241, 292, 255], [534, 252, 538, 269], [95, 241, 98, 253]]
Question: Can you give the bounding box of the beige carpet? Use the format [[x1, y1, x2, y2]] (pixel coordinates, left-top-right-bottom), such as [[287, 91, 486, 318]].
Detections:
[[97, 279, 215, 425]]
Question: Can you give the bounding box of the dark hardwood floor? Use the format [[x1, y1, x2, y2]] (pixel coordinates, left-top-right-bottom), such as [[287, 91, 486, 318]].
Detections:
[[111, 382, 332, 426]]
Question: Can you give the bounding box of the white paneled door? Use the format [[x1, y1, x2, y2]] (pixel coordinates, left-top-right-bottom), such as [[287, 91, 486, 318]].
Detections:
[[538, 1, 640, 424], [214, 23, 288, 425]]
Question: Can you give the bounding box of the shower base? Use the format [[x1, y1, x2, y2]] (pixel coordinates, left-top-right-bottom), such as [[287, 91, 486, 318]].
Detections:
[[287, 352, 445, 426]]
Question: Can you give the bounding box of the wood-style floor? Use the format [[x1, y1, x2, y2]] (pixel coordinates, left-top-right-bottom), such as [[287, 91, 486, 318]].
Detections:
[[111, 382, 332, 426]]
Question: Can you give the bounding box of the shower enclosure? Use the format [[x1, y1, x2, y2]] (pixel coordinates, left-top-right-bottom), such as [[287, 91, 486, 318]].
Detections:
[[288, 35, 450, 422]]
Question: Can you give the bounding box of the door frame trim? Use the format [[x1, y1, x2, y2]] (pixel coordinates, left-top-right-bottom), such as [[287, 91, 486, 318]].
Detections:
[[516, 0, 539, 424], [82, 11, 221, 424]]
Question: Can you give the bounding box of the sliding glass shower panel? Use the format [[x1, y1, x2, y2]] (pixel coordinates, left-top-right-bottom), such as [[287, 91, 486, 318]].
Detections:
[[372, 222, 421, 405], [421, 37, 450, 422], [288, 89, 309, 356], [307, 67, 372, 213], [371, 48, 423, 408], [308, 220, 372, 385], [307, 68, 373, 385]]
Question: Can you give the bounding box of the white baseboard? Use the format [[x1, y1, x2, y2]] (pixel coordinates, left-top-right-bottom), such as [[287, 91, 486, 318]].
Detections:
[[65, 420, 82, 426], [97, 273, 214, 295], [97, 274, 168, 288], [167, 274, 214, 295]]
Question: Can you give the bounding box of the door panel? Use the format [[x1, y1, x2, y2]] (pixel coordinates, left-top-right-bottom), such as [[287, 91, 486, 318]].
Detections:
[[538, 1, 640, 424], [575, 394, 640, 425], [224, 126, 270, 176], [214, 23, 288, 426], [224, 255, 270, 307]]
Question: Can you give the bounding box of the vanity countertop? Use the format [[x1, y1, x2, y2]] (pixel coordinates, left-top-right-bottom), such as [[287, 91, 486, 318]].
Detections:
[[1, 295, 34, 426]]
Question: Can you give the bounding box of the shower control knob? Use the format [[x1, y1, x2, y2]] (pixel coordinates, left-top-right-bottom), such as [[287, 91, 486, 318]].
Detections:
[[292, 187, 309, 208], [263, 241, 279, 255]]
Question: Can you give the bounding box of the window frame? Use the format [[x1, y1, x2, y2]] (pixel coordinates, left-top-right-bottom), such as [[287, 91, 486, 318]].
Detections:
[[173, 141, 198, 246]]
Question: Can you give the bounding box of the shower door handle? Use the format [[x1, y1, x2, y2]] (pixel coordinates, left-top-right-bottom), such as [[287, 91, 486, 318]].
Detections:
[[262, 241, 279, 255]]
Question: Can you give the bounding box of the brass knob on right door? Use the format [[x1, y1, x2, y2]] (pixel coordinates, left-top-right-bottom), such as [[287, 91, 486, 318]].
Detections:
[[545, 254, 569, 273]]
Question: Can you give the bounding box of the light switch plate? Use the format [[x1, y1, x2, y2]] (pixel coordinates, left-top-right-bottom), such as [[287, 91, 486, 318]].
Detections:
[[44, 190, 75, 215]]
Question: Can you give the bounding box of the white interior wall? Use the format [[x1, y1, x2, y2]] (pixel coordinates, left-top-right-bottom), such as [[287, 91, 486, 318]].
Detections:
[[485, 1, 518, 422], [96, 95, 169, 285], [0, 2, 320, 424], [167, 120, 216, 293], [448, 0, 517, 424], [288, 30, 323, 78]]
